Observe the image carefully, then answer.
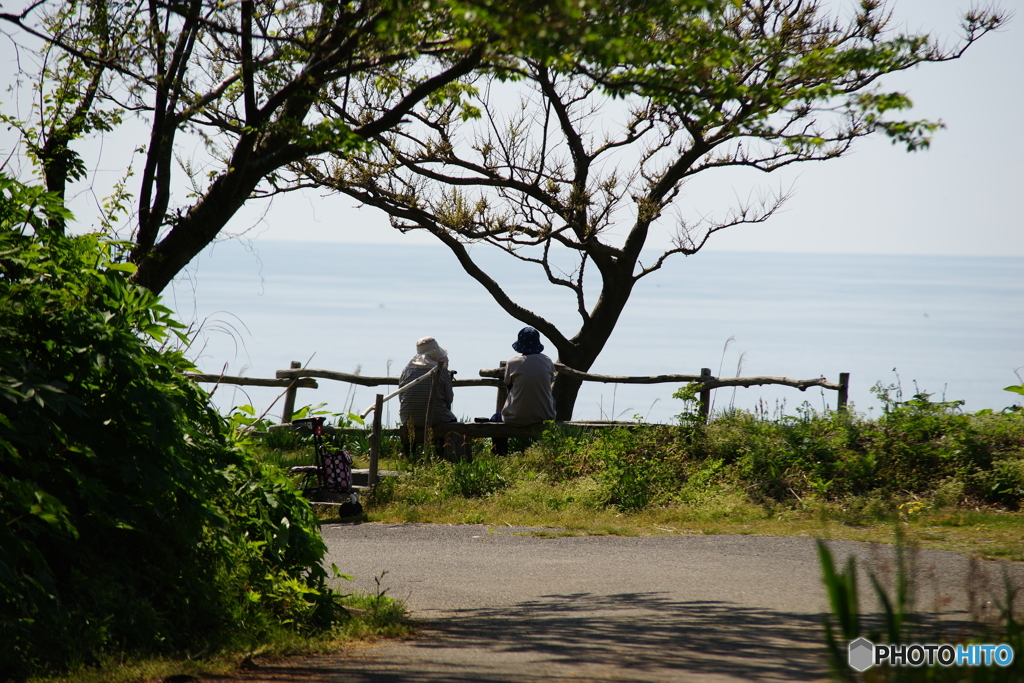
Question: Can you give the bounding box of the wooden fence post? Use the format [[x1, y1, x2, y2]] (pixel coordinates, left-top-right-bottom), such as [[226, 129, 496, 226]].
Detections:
[[422, 364, 443, 457], [369, 393, 383, 487], [281, 360, 301, 423], [837, 372, 850, 411], [699, 367, 712, 422]]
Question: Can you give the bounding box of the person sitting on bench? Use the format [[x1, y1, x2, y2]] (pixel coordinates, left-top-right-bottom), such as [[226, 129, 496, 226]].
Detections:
[[498, 327, 556, 425], [399, 336, 458, 429]]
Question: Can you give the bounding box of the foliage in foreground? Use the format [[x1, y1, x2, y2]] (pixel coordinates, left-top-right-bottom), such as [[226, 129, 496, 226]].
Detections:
[[0, 185, 350, 680], [819, 535, 1022, 682]]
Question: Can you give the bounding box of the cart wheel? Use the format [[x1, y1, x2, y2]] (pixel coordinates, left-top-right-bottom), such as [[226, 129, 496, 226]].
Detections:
[[337, 501, 363, 519]]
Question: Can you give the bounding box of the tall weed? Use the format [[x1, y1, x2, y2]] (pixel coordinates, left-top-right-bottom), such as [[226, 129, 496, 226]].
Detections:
[[819, 532, 1023, 681]]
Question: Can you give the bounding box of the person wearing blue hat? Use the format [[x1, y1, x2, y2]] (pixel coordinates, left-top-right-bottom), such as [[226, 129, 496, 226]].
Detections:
[[497, 327, 556, 425]]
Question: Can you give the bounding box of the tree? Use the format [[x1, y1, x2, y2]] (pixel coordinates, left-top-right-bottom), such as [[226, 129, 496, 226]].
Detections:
[[0, 0, 630, 295], [295, 0, 1005, 419]]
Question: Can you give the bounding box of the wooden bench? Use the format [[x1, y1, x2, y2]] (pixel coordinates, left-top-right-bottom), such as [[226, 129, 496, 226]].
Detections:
[[339, 420, 641, 457], [404, 421, 545, 457]]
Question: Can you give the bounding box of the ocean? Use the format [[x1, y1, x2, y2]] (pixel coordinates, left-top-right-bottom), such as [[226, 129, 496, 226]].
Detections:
[[169, 241, 1023, 426]]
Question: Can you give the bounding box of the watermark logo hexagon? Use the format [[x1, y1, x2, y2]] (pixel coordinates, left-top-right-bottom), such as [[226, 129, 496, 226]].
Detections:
[[849, 637, 875, 672]]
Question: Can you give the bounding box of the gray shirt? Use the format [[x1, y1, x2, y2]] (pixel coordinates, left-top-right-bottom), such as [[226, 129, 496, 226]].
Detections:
[[501, 353, 556, 425]]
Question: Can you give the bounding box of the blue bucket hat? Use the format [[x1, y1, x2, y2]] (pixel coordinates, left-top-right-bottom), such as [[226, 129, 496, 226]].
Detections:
[[512, 327, 544, 355]]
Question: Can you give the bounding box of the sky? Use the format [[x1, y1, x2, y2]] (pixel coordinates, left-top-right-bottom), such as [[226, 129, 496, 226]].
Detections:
[[219, 0, 1024, 257]]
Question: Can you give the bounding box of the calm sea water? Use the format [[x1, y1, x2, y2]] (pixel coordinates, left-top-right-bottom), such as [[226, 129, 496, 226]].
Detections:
[[170, 241, 1024, 425]]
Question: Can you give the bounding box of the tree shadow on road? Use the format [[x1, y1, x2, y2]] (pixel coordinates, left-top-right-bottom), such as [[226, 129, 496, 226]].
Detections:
[[223, 592, 832, 682], [405, 591, 832, 681], [226, 592, 988, 683]]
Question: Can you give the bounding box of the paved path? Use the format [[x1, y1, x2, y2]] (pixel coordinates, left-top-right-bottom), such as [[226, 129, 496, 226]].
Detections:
[[235, 523, 1023, 682]]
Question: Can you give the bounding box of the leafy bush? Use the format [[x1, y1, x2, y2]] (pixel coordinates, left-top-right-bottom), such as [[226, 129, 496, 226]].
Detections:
[[529, 423, 596, 481], [498, 390, 1024, 515], [0, 182, 339, 678], [587, 427, 683, 511], [679, 392, 1024, 510], [438, 453, 510, 498]]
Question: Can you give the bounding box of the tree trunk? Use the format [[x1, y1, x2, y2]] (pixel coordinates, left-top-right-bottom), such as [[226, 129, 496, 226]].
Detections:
[[130, 180, 252, 295], [551, 372, 584, 422], [550, 305, 629, 420], [127, 50, 484, 296]]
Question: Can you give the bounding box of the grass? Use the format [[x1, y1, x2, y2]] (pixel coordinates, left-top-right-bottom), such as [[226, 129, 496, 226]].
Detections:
[[303, 393, 1024, 562], [357, 475, 1024, 561], [274, 456, 1024, 562]]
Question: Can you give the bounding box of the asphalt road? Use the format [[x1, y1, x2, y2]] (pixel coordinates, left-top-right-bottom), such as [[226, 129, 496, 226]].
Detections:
[[238, 523, 1024, 682]]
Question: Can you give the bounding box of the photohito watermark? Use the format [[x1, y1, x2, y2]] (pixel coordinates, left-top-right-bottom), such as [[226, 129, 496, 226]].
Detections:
[[848, 637, 1014, 672]]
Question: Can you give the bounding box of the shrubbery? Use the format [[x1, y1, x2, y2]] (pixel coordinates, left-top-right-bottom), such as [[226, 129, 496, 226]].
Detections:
[[364, 387, 1024, 518], [0, 181, 342, 679], [585, 397, 1022, 512]]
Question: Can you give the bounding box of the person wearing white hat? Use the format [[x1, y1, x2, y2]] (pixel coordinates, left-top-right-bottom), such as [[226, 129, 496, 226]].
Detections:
[[398, 336, 458, 429]]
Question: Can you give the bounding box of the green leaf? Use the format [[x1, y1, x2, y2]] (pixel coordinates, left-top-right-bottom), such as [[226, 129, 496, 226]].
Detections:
[[104, 262, 137, 274]]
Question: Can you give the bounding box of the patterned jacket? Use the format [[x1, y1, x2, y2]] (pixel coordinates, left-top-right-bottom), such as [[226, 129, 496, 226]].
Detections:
[[398, 363, 457, 426]]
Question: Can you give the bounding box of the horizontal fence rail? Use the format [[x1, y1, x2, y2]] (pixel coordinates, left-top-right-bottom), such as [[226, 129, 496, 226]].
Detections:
[[182, 373, 318, 389], [186, 368, 842, 394], [550, 363, 843, 391], [275, 367, 501, 389]]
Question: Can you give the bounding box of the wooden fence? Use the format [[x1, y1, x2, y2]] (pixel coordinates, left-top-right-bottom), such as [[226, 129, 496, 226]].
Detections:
[[187, 362, 849, 424], [184, 363, 848, 487]]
